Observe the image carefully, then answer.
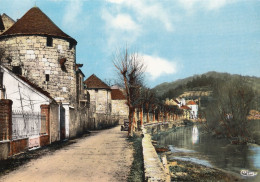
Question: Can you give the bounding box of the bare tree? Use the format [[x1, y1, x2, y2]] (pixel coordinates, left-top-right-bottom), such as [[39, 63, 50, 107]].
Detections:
[[205, 77, 256, 143], [113, 47, 146, 136], [142, 88, 157, 123]]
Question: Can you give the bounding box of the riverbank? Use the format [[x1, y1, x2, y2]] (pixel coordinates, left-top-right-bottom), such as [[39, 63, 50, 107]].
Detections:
[[146, 121, 248, 182], [167, 157, 241, 181]]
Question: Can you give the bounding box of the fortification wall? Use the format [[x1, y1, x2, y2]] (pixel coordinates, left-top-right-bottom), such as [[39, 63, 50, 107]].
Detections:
[[0, 35, 76, 104]]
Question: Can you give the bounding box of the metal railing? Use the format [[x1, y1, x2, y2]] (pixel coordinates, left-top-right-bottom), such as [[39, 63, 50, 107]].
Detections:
[[12, 111, 46, 140]]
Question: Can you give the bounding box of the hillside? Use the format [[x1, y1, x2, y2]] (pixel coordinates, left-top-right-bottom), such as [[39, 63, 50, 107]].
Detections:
[[153, 71, 260, 99]]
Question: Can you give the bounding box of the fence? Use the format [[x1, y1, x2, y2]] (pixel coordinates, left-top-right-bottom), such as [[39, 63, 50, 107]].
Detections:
[[12, 111, 46, 140]]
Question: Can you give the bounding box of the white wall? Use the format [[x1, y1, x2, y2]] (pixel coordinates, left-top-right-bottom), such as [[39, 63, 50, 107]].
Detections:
[[2, 67, 50, 112], [88, 89, 111, 114], [188, 104, 198, 119]]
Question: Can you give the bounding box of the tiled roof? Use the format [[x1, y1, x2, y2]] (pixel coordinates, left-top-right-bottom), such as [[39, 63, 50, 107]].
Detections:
[[17, 75, 54, 100], [111, 89, 126, 100], [174, 99, 180, 104], [180, 105, 191, 110], [187, 101, 197, 105], [84, 74, 110, 89], [0, 7, 76, 43]]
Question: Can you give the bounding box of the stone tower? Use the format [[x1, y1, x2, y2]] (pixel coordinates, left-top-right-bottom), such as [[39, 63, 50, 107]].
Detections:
[[0, 7, 77, 104]]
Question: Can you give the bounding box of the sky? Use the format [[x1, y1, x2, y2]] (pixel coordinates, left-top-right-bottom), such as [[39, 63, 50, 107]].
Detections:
[[0, 0, 259, 88]]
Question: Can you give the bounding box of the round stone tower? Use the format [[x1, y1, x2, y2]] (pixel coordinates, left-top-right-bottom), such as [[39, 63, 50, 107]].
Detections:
[[0, 7, 77, 104]]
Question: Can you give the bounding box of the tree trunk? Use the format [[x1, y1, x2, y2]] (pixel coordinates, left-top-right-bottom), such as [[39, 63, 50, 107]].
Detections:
[[147, 111, 149, 123], [140, 107, 143, 126]]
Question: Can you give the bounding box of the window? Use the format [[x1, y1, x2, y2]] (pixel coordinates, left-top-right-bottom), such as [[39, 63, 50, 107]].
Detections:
[[69, 40, 74, 50], [46, 36, 53, 47], [12, 66, 22, 75], [59, 58, 67, 72], [45, 74, 49, 82]]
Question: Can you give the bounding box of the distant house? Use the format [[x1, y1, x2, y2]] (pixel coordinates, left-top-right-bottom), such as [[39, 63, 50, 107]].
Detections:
[[111, 88, 128, 124], [178, 98, 186, 107], [165, 98, 180, 107], [187, 100, 198, 119], [84, 74, 114, 129], [84, 74, 111, 114], [180, 105, 191, 119]]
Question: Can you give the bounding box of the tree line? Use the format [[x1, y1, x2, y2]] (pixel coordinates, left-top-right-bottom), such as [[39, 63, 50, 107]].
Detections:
[[113, 48, 259, 142], [113, 48, 183, 136]]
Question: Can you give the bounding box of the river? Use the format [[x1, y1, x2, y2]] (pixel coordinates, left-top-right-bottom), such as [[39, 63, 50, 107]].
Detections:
[[152, 124, 260, 181]]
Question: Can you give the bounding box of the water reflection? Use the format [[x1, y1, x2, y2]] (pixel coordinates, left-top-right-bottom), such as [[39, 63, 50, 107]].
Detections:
[[192, 125, 199, 144], [153, 125, 260, 181]]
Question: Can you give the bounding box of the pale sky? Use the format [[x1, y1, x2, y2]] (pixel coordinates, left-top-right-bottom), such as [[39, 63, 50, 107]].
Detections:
[[0, 0, 259, 87]]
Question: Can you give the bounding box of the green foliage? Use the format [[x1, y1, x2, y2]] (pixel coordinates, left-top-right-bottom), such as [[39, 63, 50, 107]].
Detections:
[[204, 77, 256, 141], [155, 72, 260, 110]]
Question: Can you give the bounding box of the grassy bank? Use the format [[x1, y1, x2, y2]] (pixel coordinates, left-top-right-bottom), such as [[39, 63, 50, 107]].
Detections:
[[168, 159, 242, 181], [127, 133, 144, 182]]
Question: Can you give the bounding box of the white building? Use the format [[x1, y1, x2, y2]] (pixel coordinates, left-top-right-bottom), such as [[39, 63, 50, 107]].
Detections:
[[1, 66, 53, 112], [187, 100, 198, 119]]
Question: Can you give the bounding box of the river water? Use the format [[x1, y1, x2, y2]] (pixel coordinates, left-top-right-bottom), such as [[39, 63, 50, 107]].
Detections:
[[152, 124, 260, 181]]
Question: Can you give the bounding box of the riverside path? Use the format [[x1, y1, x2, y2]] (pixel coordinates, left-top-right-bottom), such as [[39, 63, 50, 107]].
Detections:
[[0, 126, 133, 182]]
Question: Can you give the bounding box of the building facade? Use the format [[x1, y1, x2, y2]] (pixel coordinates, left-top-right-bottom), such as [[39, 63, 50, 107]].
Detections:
[[111, 88, 128, 124], [84, 74, 113, 129], [0, 7, 77, 105], [187, 100, 198, 119]]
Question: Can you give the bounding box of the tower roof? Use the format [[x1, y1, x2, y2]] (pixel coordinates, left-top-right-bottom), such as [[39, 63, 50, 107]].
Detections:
[[187, 100, 197, 105], [111, 89, 126, 100], [0, 7, 76, 44], [180, 105, 191, 110], [0, 15, 5, 31], [84, 74, 110, 90]]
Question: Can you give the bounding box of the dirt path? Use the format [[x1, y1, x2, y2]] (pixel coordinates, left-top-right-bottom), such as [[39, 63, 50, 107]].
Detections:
[[0, 126, 133, 182]]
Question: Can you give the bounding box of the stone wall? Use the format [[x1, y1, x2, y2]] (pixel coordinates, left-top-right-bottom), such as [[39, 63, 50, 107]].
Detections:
[[0, 35, 76, 104], [111, 100, 128, 115], [88, 89, 111, 114], [0, 142, 10, 160], [50, 103, 60, 143], [142, 127, 170, 182], [111, 100, 128, 124], [69, 108, 86, 138]]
